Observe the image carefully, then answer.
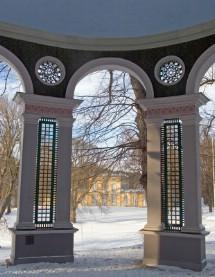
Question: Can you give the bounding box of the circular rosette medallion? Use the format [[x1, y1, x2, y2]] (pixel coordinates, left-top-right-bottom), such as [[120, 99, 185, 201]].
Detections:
[[35, 56, 65, 86], [155, 56, 185, 86]]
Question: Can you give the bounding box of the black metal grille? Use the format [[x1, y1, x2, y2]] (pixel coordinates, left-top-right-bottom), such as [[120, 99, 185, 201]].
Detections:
[[34, 117, 58, 229], [161, 118, 184, 232]]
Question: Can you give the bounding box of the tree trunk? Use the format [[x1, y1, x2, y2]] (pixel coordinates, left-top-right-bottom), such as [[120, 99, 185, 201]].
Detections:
[[6, 199, 11, 215], [0, 193, 12, 220], [70, 205, 77, 223], [130, 76, 147, 201], [143, 188, 147, 206]]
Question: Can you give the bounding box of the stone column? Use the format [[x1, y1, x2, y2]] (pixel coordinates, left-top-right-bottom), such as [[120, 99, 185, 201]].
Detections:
[[11, 92, 81, 265], [138, 93, 209, 271]]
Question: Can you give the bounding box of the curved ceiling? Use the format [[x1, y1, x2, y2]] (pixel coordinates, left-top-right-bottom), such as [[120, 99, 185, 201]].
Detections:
[[0, 0, 214, 50]]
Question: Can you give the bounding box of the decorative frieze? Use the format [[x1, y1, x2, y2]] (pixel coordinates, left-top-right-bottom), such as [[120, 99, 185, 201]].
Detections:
[[14, 92, 82, 119], [143, 104, 196, 118], [25, 104, 72, 117], [138, 93, 209, 121]]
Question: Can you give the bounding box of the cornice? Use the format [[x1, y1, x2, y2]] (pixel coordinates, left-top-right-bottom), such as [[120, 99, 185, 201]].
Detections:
[[138, 93, 209, 110], [0, 20, 214, 51], [14, 92, 82, 110], [14, 92, 82, 118], [138, 93, 209, 122]]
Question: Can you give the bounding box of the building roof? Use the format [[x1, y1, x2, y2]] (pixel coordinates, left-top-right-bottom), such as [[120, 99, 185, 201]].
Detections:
[[0, 1, 215, 50]]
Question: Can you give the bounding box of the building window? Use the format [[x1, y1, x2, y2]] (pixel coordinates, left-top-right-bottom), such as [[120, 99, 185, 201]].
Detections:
[[161, 118, 184, 232], [93, 183, 97, 191], [133, 194, 138, 207], [124, 194, 128, 206], [112, 194, 117, 206], [34, 117, 58, 228], [112, 184, 117, 191], [102, 194, 107, 206]]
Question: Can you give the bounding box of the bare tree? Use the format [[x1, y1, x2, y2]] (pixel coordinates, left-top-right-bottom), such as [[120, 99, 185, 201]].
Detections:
[[71, 63, 215, 216], [0, 97, 21, 220], [199, 63, 215, 211], [72, 70, 147, 217], [0, 61, 23, 222], [71, 139, 111, 222], [200, 131, 214, 212], [199, 63, 215, 132], [0, 61, 22, 96], [200, 64, 215, 89], [130, 76, 147, 195]]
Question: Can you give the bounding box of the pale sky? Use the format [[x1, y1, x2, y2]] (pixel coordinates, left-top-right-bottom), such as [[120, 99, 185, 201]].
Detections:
[[75, 70, 215, 138], [74, 71, 109, 97], [0, 64, 23, 98]]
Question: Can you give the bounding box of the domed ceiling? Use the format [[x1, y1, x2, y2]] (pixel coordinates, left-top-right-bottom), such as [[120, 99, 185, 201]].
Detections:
[[0, 0, 214, 50]]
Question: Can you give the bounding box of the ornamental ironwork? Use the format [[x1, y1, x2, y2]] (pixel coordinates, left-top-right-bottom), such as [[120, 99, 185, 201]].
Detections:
[[161, 118, 184, 232], [155, 56, 185, 86], [35, 56, 65, 86], [34, 117, 58, 229]]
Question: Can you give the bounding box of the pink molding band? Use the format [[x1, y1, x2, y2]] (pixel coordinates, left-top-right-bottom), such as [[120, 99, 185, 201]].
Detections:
[[144, 104, 196, 118], [25, 104, 72, 117]]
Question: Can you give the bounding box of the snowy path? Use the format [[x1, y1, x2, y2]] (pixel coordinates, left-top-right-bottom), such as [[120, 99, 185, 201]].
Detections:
[[0, 207, 215, 276]]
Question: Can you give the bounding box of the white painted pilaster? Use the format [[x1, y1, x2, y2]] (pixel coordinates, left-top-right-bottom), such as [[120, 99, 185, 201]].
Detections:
[[181, 115, 205, 233], [54, 117, 74, 229], [144, 118, 163, 231], [15, 114, 39, 229]]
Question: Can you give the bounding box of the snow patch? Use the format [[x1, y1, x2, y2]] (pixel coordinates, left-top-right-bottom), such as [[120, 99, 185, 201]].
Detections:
[[0, 207, 215, 276]]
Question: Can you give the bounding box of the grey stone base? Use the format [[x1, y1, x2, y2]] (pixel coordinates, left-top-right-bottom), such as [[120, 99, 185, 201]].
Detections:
[[142, 230, 208, 271], [10, 228, 77, 265]]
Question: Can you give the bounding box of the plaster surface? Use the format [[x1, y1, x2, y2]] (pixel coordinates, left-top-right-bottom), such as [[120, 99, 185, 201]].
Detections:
[[0, 0, 214, 38], [0, 1, 214, 50]]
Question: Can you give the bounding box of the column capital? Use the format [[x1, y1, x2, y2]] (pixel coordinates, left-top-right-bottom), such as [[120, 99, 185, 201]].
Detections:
[[14, 92, 82, 119], [138, 93, 209, 123]]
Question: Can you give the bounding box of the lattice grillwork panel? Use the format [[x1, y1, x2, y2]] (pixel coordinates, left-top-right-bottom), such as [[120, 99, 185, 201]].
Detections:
[[161, 118, 184, 232], [34, 118, 58, 228]]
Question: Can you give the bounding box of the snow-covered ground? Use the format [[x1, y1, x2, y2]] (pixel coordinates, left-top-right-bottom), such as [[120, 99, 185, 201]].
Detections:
[[0, 206, 215, 276]]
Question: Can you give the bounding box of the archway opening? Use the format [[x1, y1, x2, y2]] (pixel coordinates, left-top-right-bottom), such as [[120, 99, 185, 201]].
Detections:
[[71, 68, 148, 261], [0, 56, 24, 97], [195, 61, 215, 266], [198, 62, 215, 212], [0, 54, 28, 260]]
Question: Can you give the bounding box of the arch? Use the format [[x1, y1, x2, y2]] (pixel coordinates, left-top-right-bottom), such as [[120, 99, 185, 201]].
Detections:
[[0, 45, 33, 93], [186, 44, 215, 94], [66, 58, 154, 99]]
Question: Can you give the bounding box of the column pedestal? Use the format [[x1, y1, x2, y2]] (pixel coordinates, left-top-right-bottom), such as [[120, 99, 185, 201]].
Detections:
[[10, 228, 76, 264], [141, 230, 208, 271]]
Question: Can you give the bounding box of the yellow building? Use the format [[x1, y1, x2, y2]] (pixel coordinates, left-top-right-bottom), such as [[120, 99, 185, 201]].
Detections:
[[82, 174, 146, 208]]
